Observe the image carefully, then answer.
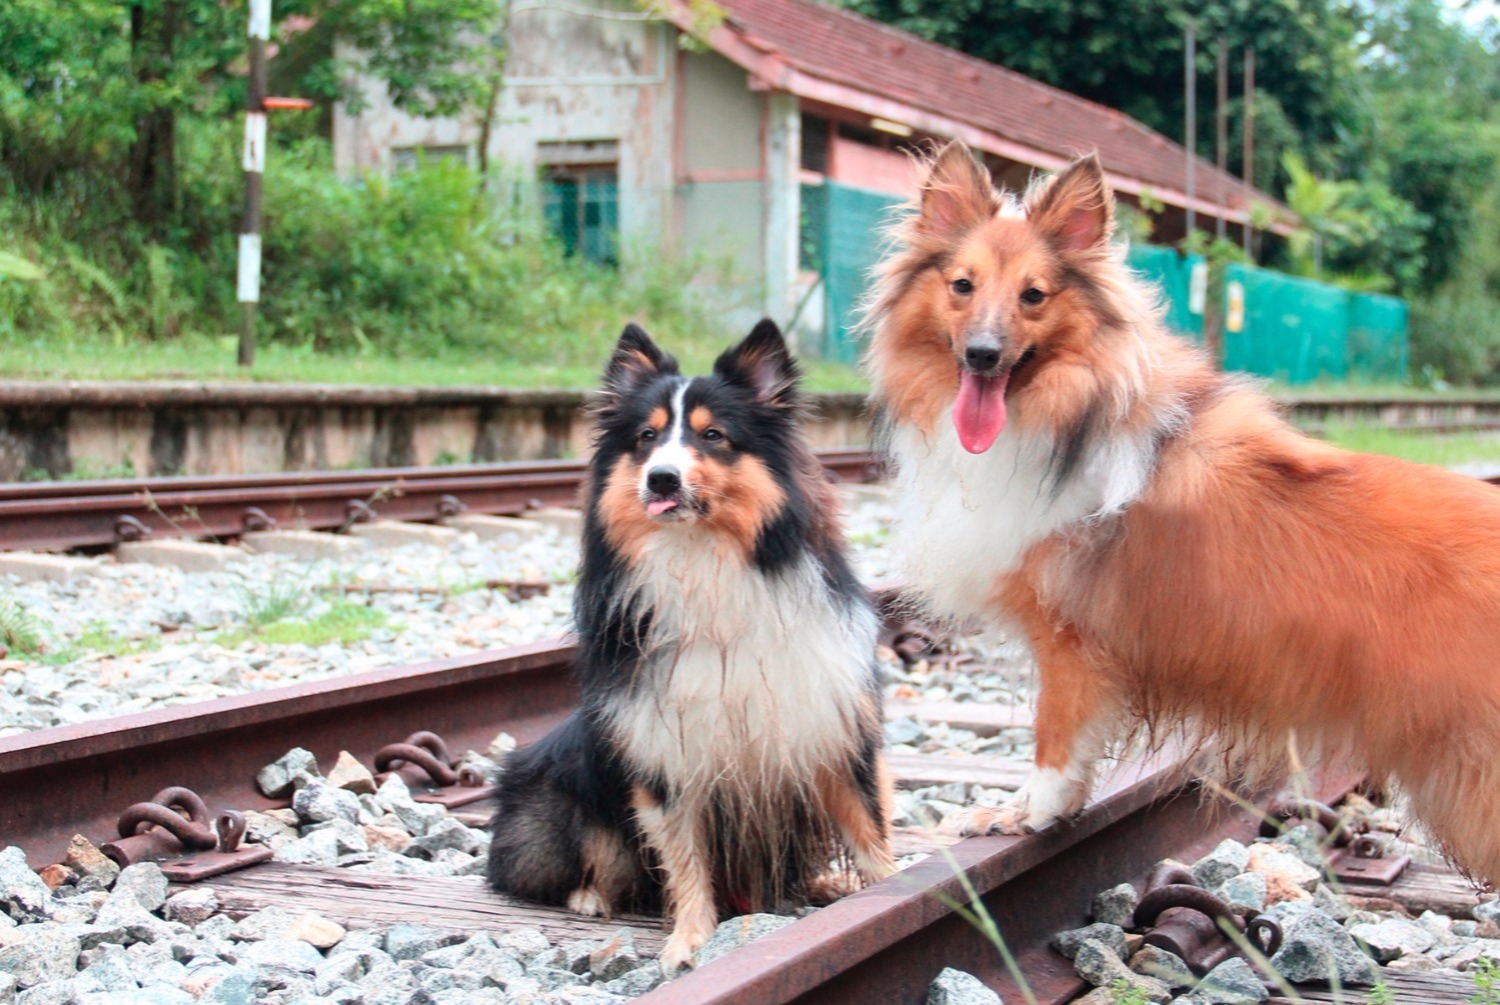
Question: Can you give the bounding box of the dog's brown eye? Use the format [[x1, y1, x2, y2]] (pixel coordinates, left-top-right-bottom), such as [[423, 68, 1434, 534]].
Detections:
[[1020, 287, 1045, 305], [951, 277, 973, 295], [702, 428, 723, 442], [640, 428, 657, 443]]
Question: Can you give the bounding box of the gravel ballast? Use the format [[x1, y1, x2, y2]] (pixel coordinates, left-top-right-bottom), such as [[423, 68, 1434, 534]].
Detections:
[[1051, 795, 1500, 1004], [0, 494, 899, 736]]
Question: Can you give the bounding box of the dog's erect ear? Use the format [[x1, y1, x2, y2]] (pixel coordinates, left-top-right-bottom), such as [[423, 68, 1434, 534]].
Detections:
[[1027, 153, 1114, 252], [715, 319, 801, 408], [604, 323, 676, 394], [917, 142, 997, 240]]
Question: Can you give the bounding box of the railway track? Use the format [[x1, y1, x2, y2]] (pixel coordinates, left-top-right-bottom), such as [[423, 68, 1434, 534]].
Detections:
[[0, 450, 884, 553], [4, 457, 1497, 1002], [7, 613, 1480, 1004]]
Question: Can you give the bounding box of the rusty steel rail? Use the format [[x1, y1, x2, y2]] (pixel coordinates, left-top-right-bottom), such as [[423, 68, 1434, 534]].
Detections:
[[637, 759, 1356, 1005], [0, 639, 581, 867], [0, 449, 882, 552]]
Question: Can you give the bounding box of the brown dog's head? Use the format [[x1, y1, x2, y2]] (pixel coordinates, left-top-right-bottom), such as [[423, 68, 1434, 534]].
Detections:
[[869, 143, 1128, 453]]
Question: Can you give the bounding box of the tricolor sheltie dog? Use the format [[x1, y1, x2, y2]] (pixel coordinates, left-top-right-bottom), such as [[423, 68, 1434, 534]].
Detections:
[[866, 141, 1500, 883], [487, 320, 894, 969]]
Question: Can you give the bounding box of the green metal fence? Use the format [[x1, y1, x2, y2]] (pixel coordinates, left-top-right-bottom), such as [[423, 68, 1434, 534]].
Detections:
[[1220, 264, 1408, 384], [1347, 293, 1409, 382], [802, 181, 901, 363], [1125, 244, 1205, 340], [1221, 264, 1350, 382]]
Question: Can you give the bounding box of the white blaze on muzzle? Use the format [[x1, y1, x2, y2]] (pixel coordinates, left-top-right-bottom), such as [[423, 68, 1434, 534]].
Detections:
[[641, 381, 699, 515]]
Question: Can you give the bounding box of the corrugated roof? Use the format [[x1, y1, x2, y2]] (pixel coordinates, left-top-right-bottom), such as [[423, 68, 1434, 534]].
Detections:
[[681, 0, 1288, 226]]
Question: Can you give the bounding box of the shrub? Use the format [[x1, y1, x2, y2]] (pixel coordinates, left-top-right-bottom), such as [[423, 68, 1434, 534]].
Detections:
[[1, 125, 741, 370]]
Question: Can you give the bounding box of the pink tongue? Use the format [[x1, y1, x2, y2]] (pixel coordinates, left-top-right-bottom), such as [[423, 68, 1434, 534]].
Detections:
[[953, 371, 1008, 454], [647, 498, 679, 516]]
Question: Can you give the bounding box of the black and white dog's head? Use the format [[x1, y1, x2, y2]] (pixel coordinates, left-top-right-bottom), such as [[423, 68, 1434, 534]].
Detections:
[[587, 320, 807, 560]]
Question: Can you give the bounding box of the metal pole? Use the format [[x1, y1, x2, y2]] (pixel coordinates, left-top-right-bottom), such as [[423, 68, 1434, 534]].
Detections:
[[1242, 45, 1255, 260], [1184, 21, 1196, 242], [1215, 37, 1227, 240], [237, 0, 270, 368]]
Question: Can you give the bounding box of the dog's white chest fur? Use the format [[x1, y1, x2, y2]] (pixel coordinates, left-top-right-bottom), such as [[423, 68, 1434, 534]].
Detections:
[[606, 529, 876, 791], [888, 409, 1156, 625]]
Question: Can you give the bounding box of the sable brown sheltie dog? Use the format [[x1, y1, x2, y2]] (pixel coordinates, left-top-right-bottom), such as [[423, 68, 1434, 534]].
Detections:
[[487, 320, 895, 970], [866, 141, 1500, 882]]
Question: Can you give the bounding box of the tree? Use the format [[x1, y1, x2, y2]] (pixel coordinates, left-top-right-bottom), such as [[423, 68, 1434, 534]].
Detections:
[[837, 0, 1366, 184], [0, 0, 502, 234], [1353, 0, 1500, 291], [839, 0, 1496, 295]]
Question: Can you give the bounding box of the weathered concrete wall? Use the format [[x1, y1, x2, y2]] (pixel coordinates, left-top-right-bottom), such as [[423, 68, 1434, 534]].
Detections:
[[334, 0, 678, 249], [0, 383, 871, 480], [674, 49, 767, 319]]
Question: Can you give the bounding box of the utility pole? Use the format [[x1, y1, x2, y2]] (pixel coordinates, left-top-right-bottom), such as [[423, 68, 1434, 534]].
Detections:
[[236, 0, 311, 367], [1216, 38, 1228, 240], [1242, 46, 1255, 260], [1184, 20, 1197, 242], [237, 0, 270, 368]]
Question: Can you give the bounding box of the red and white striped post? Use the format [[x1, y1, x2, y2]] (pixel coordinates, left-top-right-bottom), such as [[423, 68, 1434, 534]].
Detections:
[[237, 0, 270, 367]]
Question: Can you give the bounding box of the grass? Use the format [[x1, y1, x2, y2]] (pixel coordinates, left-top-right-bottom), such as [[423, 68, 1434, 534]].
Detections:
[[216, 598, 390, 649], [1319, 422, 1500, 466], [0, 593, 49, 658], [0, 333, 872, 393], [0, 596, 159, 663], [1272, 379, 1500, 401], [1474, 958, 1500, 1005], [74, 620, 161, 659], [238, 576, 316, 628]]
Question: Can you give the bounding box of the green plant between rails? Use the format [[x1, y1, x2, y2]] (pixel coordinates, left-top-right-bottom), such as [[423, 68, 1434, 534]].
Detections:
[[215, 598, 391, 649], [0, 591, 49, 659], [1474, 957, 1500, 1005]]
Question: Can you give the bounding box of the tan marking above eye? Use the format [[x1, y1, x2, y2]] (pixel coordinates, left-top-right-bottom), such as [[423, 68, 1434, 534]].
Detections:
[[689, 406, 714, 434], [648, 406, 668, 430]]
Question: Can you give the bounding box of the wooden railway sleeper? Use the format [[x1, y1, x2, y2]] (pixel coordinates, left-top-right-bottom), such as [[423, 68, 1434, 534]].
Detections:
[[1261, 797, 1411, 885], [100, 785, 274, 882], [372, 730, 494, 809], [1134, 863, 1283, 977]]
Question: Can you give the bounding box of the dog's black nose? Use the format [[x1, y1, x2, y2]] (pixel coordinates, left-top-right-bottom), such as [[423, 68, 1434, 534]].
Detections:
[[647, 467, 681, 495], [965, 343, 1001, 373]]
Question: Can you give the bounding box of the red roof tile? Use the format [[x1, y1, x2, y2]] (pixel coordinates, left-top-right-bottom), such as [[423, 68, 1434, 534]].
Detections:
[[683, 0, 1287, 225]]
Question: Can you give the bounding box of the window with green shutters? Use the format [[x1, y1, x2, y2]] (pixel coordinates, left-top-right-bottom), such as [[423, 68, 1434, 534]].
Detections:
[[543, 167, 619, 267]]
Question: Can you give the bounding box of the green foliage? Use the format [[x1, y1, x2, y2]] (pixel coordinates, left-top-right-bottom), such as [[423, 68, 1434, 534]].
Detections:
[[1408, 292, 1500, 387], [218, 598, 390, 648], [0, 0, 501, 231], [1320, 421, 1500, 468], [837, 0, 1365, 184], [840, 0, 1496, 302], [75, 620, 161, 659], [1106, 980, 1152, 1005], [1474, 956, 1500, 1005], [0, 592, 49, 658], [1, 126, 732, 368], [238, 575, 315, 629], [1367, 978, 1396, 1005], [1409, 169, 1500, 386], [1280, 152, 1428, 292]]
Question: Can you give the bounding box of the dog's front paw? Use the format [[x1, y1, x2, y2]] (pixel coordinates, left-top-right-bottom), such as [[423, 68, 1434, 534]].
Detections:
[[807, 869, 865, 904], [566, 887, 609, 917], [658, 928, 711, 974], [947, 801, 1035, 837]]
